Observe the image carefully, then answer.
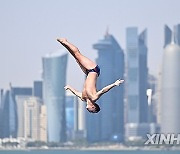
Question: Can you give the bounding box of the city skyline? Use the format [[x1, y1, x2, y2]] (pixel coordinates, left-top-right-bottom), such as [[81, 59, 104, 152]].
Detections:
[[0, 28, 179, 144], [1, 0, 180, 90]]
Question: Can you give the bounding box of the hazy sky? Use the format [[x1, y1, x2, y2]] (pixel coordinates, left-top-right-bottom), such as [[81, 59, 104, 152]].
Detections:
[[1, 0, 180, 90]]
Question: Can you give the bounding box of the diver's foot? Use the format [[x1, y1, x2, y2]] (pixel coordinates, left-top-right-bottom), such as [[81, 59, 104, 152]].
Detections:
[[57, 38, 68, 45]]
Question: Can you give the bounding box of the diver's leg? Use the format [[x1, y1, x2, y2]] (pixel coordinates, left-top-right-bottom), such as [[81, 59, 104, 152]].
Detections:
[[57, 38, 96, 73]]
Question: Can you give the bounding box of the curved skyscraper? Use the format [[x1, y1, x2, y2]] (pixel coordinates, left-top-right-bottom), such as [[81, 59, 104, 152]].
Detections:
[[161, 39, 180, 134], [43, 50, 68, 142]]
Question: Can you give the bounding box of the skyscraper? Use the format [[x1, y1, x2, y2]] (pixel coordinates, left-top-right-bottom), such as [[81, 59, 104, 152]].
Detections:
[[24, 97, 42, 140], [65, 94, 86, 141], [1, 87, 17, 138], [33, 81, 43, 99], [40, 105, 47, 142], [11, 86, 33, 138], [65, 95, 75, 140], [16, 96, 30, 138], [1, 90, 11, 138], [161, 25, 180, 134], [16, 96, 47, 141], [125, 27, 148, 140], [86, 32, 124, 142], [147, 74, 158, 123], [126, 27, 148, 123], [42, 49, 68, 142], [12, 87, 32, 97]]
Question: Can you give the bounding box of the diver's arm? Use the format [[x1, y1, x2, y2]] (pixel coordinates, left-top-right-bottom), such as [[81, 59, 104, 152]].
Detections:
[[95, 79, 124, 101], [64, 85, 83, 101]]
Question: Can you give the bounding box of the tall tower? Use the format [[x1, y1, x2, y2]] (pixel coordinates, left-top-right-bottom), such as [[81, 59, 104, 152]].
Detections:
[[161, 25, 180, 134], [16, 96, 30, 138], [24, 97, 42, 140], [40, 105, 47, 142], [33, 81, 43, 99], [125, 27, 148, 141], [42, 50, 68, 142], [1, 87, 18, 138], [86, 32, 124, 142], [126, 27, 148, 123]]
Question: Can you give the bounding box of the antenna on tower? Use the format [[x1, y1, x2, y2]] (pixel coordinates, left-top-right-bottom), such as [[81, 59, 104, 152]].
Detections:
[[105, 26, 109, 37]]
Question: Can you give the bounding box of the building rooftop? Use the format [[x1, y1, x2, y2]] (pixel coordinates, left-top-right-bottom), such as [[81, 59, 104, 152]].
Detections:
[[44, 49, 67, 58]]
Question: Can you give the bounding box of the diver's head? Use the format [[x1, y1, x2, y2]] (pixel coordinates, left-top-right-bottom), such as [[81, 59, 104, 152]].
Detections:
[[86, 100, 100, 113]]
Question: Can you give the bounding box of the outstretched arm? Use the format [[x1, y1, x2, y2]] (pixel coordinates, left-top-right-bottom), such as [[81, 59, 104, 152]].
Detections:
[[94, 79, 124, 101], [64, 85, 83, 101]]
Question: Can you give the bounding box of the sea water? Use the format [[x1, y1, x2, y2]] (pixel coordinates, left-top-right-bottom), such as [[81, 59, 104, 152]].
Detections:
[[0, 150, 180, 154]]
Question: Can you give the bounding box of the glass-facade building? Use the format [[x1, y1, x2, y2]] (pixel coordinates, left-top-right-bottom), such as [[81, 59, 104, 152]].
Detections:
[[1, 89, 17, 138], [126, 27, 148, 124], [33, 80, 43, 99], [86, 33, 124, 142], [42, 50, 68, 142], [65, 95, 75, 141], [125, 27, 148, 141]]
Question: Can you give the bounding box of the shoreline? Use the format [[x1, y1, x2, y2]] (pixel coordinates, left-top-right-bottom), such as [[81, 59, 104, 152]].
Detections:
[[0, 145, 180, 151]]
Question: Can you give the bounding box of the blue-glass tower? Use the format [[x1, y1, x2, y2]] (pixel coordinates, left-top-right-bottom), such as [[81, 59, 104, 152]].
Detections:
[[42, 49, 68, 142], [33, 80, 43, 99], [65, 95, 75, 140], [126, 27, 148, 124], [86, 32, 124, 142], [1, 87, 17, 138]]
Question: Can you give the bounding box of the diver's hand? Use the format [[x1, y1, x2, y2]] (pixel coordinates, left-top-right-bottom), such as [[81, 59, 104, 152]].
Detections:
[[114, 79, 124, 86]]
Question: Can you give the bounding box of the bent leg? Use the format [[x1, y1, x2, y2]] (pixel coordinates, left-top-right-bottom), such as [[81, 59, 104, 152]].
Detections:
[[57, 38, 96, 73]]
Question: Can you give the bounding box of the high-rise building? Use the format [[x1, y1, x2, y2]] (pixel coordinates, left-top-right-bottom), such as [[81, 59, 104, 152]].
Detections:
[[125, 27, 148, 141], [65, 94, 86, 141], [161, 25, 180, 134], [9, 86, 32, 138], [16, 96, 30, 138], [1, 87, 17, 138], [147, 74, 158, 123], [33, 81, 43, 99], [42, 49, 68, 142], [65, 95, 75, 140], [24, 97, 42, 140], [86, 32, 124, 142], [12, 87, 32, 97], [156, 69, 162, 125], [40, 105, 47, 142], [16, 96, 47, 141]]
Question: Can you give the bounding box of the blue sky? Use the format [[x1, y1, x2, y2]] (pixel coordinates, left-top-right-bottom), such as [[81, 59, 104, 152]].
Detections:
[[0, 0, 180, 90]]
